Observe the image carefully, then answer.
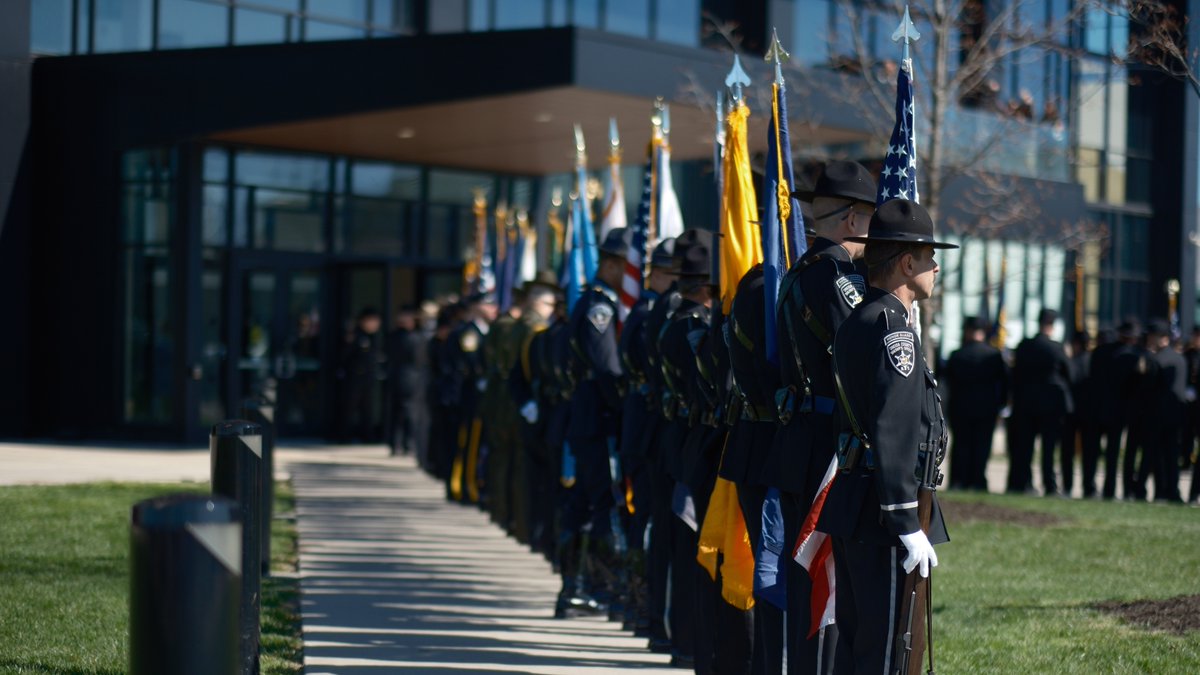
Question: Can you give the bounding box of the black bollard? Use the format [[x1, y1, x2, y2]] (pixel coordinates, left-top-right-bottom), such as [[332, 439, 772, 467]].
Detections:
[[211, 420, 263, 675], [130, 494, 241, 675], [242, 398, 275, 577]]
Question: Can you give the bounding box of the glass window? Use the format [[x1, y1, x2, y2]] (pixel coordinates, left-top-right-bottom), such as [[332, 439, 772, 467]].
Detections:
[[236, 151, 330, 192], [572, 0, 599, 28], [199, 260, 226, 427], [203, 184, 228, 246], [76, 0, 92, 52], [308, 0, 367, 22], [123, 184, 172, 246], [122, 248, 175, 424], [31, 0, 73, 54], [424, 203, 469, 261], [235, 8, 290, 45], [605, 0, 648, 37], [159, 0, 229, 49], [340, 198, 413, 256], [1106, 70, 1128, 154], [351, 162, 421, 198], [250, 189, 327, 252], [372, 0, 415, 32], [1076, 147, 1102, 203], [1076, 60, 1106, 150], [428, 0, 468, 33], [204, 148, 228, 182], [495, 0, 545, 29], [783, 0, 830, 65], [94, 0, 153, 52], [655, 0, 698, 46], [467, 0, 489, 30], [1084, 8, 1108, 54], [305, 20, 366, 41], [549, 0, 568, 26], [250, 0, 299, 10], [428, 169, 492, 204]]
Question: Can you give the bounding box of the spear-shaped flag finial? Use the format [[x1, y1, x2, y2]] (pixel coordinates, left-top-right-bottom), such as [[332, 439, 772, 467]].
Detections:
[[765, 28, 790, 86], [573, 123, 586, 166], [891, 5, 921, 68], [662, 104, 671, 141], [609, 117, 621, 162], [725, 53, 751, 103]]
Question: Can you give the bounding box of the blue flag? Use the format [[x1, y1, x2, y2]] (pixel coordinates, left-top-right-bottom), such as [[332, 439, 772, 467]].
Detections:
[[877, 63, 918, 206], [763, 80, 806, 366], [563, 165, 599, 313], [497, 227, 525, 312]]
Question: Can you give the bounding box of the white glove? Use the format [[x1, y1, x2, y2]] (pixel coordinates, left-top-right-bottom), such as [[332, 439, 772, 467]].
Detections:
[[899, 530, 938, 578], [476, 378, 487, 393], [520, 400, 539, 424]]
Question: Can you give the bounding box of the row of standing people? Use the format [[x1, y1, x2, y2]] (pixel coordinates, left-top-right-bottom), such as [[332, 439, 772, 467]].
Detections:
[[422, 160, 954, 675], [944, 312, 1200, 503]]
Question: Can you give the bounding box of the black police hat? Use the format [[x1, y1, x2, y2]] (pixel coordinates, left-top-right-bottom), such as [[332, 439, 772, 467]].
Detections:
[[465, 289, 497, 305], [847, 198, 958, 249], [797, 160, 877, 206], [676, 240, 713, 282], [521, 269, 560, 294], [1118, 317, 1142, 339], [1037, 308, 1059, 326], [1147, 318, 1171, 336], [599, 227, 630, 258], [671, 229, 714, 272], [962, 315, 987, 332], [651, 237, 676, 269]]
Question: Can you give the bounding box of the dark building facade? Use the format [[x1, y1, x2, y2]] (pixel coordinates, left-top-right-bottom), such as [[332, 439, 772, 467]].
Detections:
[[3, 0, 1196, 441]]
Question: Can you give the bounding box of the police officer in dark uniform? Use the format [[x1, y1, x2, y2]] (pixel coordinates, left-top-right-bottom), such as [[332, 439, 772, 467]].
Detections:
[[341, 307, 385, 443], [445, 292, 497, 503], [817, 198, 953, 674], [764, 160, 876, 673], [618, 237, 677, 635], [557, 227, 629, 618], [943, 316, 1009, 491], [1140, 319, 1185, 502], [527, 289, 570, 558], [1009, 308, 1073, 496], [657, 231, 717, 668]]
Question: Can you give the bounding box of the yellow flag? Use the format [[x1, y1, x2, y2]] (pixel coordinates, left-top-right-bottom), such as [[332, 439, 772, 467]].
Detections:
[[719, 100, 763, 314], [696, 438, 757, 610]]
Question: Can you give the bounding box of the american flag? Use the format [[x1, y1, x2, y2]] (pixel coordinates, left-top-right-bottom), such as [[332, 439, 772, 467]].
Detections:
[[620, 149, 656, 324], [793, 456, 839, 637], [876, 61, 918, 206]]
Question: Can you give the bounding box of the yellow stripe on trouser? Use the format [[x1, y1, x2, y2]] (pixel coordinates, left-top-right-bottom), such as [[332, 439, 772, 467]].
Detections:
[[465, 418, 483, 503], [449, 424, 468, 500]]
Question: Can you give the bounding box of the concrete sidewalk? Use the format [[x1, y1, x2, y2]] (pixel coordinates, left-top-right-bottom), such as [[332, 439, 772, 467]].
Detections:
[[292, 453, 676, 674]]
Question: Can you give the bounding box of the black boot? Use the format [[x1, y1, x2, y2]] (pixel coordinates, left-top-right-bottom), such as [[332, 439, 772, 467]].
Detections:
[[555, 534, 604, 619]]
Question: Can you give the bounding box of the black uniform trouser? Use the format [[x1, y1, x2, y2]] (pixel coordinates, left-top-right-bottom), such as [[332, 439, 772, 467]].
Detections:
[[669, 511, 697, 658], [560, 438, 615, 539], [782, 492, 830, 675], [647, 456, 673, 641], [831, 537, 911, 675], [736, 481, 782, 675], [1083, 419, 1126, 499], [430, 404, 454, 479], [1191, 454, 1200, 503], [949, 414, 996, 491], [1124, 423, 1148, 499], [1140, 416, 1183, 502], [1008, 409, 1065, 494]]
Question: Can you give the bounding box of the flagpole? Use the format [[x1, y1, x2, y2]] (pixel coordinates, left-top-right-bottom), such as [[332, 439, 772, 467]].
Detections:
[[1074, 262, 1084, 334], [467, 187, 487, 295], [647, 100, 663, 283], [767, 28, 792, 266]]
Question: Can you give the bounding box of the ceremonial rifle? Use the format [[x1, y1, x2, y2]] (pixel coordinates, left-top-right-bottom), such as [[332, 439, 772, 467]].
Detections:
[[893, 445, 940, 675]]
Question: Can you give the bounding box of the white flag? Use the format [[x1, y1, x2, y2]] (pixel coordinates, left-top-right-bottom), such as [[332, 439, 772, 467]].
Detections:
[[657, 145, 684, 240], [598, 163, 627, 240]]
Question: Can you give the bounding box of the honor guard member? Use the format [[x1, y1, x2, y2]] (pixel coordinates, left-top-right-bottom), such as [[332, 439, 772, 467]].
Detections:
[[506, 271, 562, 544], [483, 289, 525, 527], [446, 292, 497, 502], [557, 227, 629, 618], [527, 289, 571, 559], [943, 316, 1009, 491], [656, 230, 716, 668], [764, 160, 876, 673], [817, 199, 953, 674], [1008, 308, 1073, 496], [617, 237, 677, 635], [641, 233, 697, 653]]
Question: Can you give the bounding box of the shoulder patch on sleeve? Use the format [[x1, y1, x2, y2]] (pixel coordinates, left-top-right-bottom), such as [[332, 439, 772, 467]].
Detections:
[[587, 303, 614, 332], [835, 273, 866, 308], [883, 329, 916, 377]]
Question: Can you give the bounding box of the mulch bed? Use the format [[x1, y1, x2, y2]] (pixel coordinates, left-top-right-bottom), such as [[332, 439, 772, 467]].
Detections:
[[939, 498, 1068, 528], [1094, 595, 1200, 635]]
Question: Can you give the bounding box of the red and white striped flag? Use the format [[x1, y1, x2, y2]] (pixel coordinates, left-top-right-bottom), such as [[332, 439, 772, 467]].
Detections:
[[619, 146, 656, 323], [793, 456, 839, 637]]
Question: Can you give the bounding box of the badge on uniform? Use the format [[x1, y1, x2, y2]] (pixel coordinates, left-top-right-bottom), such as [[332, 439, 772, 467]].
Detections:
[[587, 303, 614, 332], [883, 330, 916, 377], [461, 331, 479, 353], [835, 274, 866, 308]]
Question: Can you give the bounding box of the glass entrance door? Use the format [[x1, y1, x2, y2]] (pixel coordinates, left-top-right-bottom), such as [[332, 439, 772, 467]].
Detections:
[[235, 261, 327, 437]]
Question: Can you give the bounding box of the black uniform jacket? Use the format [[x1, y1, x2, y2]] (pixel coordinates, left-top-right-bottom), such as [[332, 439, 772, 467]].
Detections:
[[817, 288, 949, 546], [619, 289, 660, 475], [762, 238, 866, 494], [722, 265, 777, 485], [446, 319, 488, 416], [658, 297, 711, 481], [943, 340, 1008, 422], [566, 281, 623, 442], [1012, 334, 1073, 417]]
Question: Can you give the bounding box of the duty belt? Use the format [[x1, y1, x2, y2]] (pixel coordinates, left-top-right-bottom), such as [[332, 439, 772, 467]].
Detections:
[[774, 386, 837, 424], [834, 440, 946, 484]]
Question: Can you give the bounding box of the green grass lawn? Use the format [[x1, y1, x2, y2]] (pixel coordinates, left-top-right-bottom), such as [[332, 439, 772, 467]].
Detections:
[[937, 492, 1200, 673], [0, 481, 301, 674]]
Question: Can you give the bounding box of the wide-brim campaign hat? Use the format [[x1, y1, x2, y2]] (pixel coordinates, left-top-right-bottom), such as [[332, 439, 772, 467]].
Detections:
[[799, 199, 816, 237], [651, 237, 676, 269], [671, 228, 714, 273], [797, 160, 877, 206], [599, 226, 630, 258], [520, 269, 560, 294], [846, 198, 958, 249], [676, 241, 713, 282]]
